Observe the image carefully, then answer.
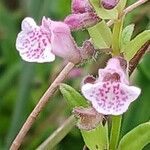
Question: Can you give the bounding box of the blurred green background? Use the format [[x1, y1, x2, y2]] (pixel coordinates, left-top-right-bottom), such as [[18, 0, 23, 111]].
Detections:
[[0, 0, 149, 149]]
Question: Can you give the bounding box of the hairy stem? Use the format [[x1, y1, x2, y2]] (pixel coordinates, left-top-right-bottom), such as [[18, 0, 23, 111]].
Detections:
[[10, 62, 75, 150], [36, 115, 76, 150]]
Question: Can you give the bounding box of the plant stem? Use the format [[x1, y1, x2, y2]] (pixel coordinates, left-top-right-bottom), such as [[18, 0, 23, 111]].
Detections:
[[36, 115, 76, 150], [129, 41, 150, 75], [109, 115, 122, 150], [124, 0, 148, 15], [10, 62, 75, 150], [107, 0, 148, 27], [112, 18, 123, 56]]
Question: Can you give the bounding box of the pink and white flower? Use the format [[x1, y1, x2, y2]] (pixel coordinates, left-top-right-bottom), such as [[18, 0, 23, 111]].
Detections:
[[81, 57, 141, 115], [16, 17, 80, 63]]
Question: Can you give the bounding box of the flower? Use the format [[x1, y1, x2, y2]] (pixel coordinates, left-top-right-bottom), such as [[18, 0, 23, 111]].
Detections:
[[101, 0, 119, 10], [71, 0, 92, 14], [64, 0, 100, 30], [16, 17, 81, 63], [81, 57, 141, 115], [64, 13, 100, 31]]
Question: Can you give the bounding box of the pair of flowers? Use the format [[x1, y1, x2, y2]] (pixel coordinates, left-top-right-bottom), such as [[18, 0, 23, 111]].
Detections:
[[16, 0, 141, 116]]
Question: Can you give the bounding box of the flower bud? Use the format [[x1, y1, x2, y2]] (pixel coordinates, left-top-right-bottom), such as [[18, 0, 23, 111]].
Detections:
[[72, 0, 92, 14], [80, 40, 95, 60], [101, 0, 119, 10], [64, 13, 100, 31], [73, 107, 103, 130]]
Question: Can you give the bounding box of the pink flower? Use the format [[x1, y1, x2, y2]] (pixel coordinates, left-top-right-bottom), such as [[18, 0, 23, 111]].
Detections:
[[101, 0, 119, 10], [16, 17, 80, 63], [71, 0, 92, 13], [64, 13, 100, 31], [81, 57, 141, 115], [64, 0, 100, 30]]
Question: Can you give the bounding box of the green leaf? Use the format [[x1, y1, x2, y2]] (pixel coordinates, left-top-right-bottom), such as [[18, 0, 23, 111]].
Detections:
[[81, 123, 109, 150], [116, 0, 128, 13], [90, 0, 118, 20], [88, 21, 112, 49], [123, 30, 150, 61], [97, 20, 112, 47], [121, 24, 135, 49], [118, 122, 150, 150], [59, 84, 89, 109]]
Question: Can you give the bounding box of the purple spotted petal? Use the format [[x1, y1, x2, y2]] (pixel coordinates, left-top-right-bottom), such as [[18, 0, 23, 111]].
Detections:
[[82, 82, 141, 115], [16, 17, 55, 63]]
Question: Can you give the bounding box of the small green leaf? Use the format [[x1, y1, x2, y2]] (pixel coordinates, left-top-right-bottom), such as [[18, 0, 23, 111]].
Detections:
[[117, 0, 128, 13], [97, 20, 112, 46], [90, 0, 118, 20], [118, 122, 150, 150], [88, 21, 112, 49], [123, 30, 150, 61], [60, 84, 89, 109], [81, 123, 109, 150], [121, 24, 135, 49]]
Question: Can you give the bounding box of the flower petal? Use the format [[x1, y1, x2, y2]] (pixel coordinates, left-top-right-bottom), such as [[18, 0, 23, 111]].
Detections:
[[98, 57, 129, 84], [50, 21, 80, 63], [16, 17, 55, 63], [82, 82, 141, 115], [21, 17, 37, 31]]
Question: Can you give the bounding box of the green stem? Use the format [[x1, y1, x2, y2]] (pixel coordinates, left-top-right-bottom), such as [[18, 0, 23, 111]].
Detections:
[[109, 115, 122, 150], [36, 115, 76, 150], [112, 18, 123, 56]]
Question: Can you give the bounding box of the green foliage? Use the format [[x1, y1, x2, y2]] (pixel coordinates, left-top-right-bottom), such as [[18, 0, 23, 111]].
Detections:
[[90, 0, 118, 20], [81, 123, 109, 150], [121, 24, 135, 49], [60, 83, 89, 109], [123, 30, 150, 61], [5, 63, 35, 148], [118, 122, 150, 150], [0, 0, 150, 149], [88, 21, 112, 49], [116, 0, 128, 13]]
